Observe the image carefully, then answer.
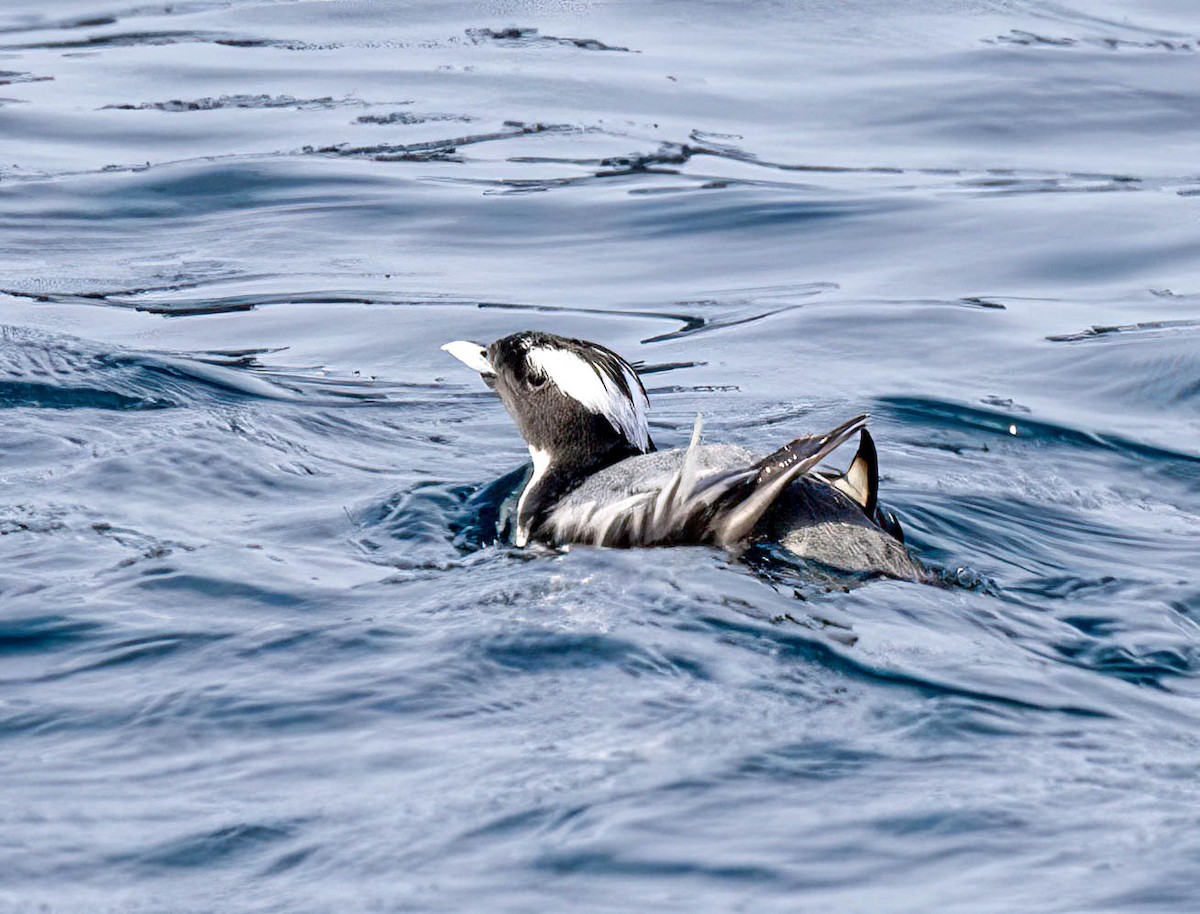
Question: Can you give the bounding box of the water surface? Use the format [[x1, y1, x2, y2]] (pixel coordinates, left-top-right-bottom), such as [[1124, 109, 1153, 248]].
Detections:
[[2, 1, 1200, 911]]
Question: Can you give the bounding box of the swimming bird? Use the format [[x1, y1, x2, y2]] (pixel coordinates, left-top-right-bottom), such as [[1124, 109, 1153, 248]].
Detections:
[[442, 331, 926, 580]]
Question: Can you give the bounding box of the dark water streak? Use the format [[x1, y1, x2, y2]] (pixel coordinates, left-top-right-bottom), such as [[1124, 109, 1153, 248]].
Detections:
[[2, 1, 1200, 912]]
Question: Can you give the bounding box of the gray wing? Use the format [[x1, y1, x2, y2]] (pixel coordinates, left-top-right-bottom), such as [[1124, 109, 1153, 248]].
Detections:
[[544, 415, 868, 549]]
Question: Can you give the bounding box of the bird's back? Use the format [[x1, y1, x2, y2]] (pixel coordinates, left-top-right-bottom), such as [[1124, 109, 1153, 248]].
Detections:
[[545, 444, 929, 581], [554, 443, 755, 505]]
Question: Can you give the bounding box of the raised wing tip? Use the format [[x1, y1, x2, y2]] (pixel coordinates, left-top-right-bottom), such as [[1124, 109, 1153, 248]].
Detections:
[[715, 413, 874, 548], [841, 413, 869, 433]]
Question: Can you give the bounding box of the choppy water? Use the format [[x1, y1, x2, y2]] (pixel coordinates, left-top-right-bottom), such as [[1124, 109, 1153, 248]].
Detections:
[[2, 1, 1200, 911]]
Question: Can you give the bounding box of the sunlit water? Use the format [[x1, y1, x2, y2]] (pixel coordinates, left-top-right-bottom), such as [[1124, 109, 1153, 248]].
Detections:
[[2, 1, 1199, 911]]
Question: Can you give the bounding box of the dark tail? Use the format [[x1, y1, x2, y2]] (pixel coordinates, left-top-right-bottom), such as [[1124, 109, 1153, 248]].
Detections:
[[825, 427, 879, 516], [821, 427, 906, 542]]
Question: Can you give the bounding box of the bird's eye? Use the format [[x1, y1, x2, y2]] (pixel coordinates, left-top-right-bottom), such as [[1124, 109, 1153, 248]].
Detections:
[[528, 373, 547, 389]]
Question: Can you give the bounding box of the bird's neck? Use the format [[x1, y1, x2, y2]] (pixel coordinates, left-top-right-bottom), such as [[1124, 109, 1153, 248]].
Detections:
[[513, 439, 641, 546]]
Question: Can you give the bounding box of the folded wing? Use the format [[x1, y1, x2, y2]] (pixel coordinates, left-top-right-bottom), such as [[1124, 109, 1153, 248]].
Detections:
[[544, 414, 869, 549]]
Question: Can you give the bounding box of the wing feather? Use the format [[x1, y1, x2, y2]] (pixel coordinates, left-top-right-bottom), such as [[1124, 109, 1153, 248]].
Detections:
[[543, 414, 869, 550]]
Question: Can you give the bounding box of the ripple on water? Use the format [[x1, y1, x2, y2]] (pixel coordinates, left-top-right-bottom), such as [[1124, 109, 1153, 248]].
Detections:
[[3, 0, 1200, 910], [0, 614, 105, 656], [121, 821, 301, 871]]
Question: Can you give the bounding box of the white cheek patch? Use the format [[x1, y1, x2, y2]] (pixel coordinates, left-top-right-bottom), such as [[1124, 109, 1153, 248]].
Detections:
[[441, 340, 494, 375], [527, 345, 650, 452]]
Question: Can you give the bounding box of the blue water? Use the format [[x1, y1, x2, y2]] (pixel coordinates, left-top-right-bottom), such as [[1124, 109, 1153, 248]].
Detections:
[[2, 1, 1200, 910]]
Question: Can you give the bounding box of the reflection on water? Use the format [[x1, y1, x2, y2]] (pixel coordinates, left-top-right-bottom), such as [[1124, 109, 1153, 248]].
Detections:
[[2, 1, 1200, 911]]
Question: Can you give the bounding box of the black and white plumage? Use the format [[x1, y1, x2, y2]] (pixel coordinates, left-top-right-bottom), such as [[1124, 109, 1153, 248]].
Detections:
[[443, 330, 925, 580], [443, 332, 654, 546]]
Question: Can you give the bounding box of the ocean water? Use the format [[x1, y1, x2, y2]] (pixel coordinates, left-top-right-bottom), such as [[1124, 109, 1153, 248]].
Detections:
[[2, 1, 1199, 911]]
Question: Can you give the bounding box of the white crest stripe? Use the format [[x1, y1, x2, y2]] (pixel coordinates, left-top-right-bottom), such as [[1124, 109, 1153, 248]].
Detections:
[[527, 345, 650, 451]]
